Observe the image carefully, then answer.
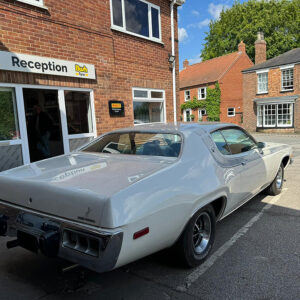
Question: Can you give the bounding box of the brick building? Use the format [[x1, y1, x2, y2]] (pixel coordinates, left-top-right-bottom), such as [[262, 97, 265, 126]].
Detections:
[[179, 42, 253, 124], [0, 0, 183, 171], [243, 33, 300, 133]]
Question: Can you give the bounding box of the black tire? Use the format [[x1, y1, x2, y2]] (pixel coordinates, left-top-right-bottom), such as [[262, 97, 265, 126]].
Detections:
[[177, 204, 216, 268], [266, 163, 284, 196]]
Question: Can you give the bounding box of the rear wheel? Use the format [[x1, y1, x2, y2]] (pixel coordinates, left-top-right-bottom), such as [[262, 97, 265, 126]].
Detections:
[[267, 163, 284, 196], [177, 205, 216, 267]]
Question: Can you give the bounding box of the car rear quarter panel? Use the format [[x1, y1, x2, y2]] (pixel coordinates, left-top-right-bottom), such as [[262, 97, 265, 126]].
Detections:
[[113, 131, 228, 268]]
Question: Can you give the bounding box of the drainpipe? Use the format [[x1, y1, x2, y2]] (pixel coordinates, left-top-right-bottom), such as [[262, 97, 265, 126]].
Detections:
[[170, 0, 185, 124]]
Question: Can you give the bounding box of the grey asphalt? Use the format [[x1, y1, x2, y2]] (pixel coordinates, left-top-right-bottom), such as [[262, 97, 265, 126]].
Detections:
[[0, 134, 299, 300]]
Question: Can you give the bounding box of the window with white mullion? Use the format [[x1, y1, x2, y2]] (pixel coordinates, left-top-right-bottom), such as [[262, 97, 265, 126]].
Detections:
[[257, 105, 263, 127], [257, 72, 268, 93], [263, 104, 276, 127], [277, 103, 293, 127], [281, 68, 294, 91], [111, 0, 161, 42]]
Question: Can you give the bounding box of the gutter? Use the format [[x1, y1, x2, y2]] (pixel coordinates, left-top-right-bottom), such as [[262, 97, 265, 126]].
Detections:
[[170, 0, 185, 124]]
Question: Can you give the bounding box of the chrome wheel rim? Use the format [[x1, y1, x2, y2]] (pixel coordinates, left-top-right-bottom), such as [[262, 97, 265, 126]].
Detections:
[[276, 166, 283, 189], [193, 212, 211, 255]]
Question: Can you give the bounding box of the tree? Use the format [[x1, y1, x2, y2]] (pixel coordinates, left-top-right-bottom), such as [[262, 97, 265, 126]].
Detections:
[[201, 0, 300, 62]]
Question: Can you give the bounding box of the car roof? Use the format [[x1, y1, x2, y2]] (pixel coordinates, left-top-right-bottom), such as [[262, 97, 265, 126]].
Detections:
[[109, 122, 240, 135]]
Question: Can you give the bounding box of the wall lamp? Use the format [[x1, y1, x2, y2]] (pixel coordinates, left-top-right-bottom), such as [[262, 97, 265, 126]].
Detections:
[[168, 54, 176, 64]]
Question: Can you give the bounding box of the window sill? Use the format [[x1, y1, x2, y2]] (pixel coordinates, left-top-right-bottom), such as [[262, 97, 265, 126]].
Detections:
[[280, 89, 294, 93], [16, 0, 48, 10], [256, 92, 268, 96], [227, 115, 236, 117], [111, 26, 164, 45]]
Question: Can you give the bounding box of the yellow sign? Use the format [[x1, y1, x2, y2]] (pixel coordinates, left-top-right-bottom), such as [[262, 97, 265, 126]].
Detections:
[[111, 103, 122, 109], [75, 64, 88, 73]]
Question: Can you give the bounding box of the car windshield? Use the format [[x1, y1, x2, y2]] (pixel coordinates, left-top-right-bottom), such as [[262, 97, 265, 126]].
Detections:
[[82, 132, 182, 158]]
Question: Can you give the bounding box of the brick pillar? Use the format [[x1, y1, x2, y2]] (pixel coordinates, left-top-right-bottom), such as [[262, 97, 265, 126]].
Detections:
[[238, 41, 246, 53], [183, 59, 189, 69], [255, 32, 266, 64]]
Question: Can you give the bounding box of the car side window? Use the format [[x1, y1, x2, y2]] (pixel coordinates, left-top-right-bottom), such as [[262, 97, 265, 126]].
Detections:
[[221, 128, 257, 155], [211, 131, 231, 155]]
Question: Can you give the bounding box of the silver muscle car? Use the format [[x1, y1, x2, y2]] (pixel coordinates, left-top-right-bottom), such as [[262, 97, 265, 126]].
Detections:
[[0, 123, 292, 272]]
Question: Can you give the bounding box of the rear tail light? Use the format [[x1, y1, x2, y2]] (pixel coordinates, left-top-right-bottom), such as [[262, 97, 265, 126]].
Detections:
[[62, 229, 100, 257]]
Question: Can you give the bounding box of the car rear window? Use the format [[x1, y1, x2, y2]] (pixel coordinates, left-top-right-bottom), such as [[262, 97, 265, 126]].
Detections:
[[82, 132, 182, 158]]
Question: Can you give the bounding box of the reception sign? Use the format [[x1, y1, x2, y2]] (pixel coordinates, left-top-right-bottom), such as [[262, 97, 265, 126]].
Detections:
[[0, 51, 96, 79]]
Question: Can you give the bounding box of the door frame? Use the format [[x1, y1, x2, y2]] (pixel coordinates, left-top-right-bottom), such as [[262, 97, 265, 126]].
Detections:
[[0, 83, 97, 165]]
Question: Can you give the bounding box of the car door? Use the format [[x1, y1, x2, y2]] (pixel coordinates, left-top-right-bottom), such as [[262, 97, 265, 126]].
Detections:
[[220, 128, 267, 208], [210, 130, 246, 213]]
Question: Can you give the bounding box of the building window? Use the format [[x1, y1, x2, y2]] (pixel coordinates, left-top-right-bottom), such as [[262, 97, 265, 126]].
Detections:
[[227, 107, 235, 117], [0, 88, 20, 141], [198, 109, 206, 120], [257, 103, 293, 128], [16, 0, 45, 8], [133, 88, 165, 124], [257, 72, 268, 94], [281, 68, 294, 91], [184, 109, 192, 122], [198, 87, 206, 100], [257, 105, 263, 127], [184, 90, 190, 101], [65, 91, 93, 135], [111, 0, 161, 42]]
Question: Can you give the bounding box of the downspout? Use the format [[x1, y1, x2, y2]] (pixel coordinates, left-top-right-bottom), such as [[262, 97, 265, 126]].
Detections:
[[170, 0, 177, 124], [170, 0, 185, 124]]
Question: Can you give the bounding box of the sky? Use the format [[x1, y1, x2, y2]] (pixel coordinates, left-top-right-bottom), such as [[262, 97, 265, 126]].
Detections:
[[178, 0, 247, 70]]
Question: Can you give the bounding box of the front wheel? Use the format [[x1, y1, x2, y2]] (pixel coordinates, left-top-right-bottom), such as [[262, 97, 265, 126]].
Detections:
[[266, 163, 284, 196], [177, 205, 216, 267]]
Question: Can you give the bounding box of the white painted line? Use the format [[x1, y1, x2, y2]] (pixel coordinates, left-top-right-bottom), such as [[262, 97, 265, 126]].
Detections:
[[176, 190, 287, 292]]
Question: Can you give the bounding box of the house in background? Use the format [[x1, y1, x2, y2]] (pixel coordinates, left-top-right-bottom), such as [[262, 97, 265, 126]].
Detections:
[[179, 41, 253, 123], [243, 33, 300, 133]]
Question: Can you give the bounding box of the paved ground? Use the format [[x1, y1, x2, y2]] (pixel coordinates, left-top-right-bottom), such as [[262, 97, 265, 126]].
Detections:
[[0, 134, 299, 300]]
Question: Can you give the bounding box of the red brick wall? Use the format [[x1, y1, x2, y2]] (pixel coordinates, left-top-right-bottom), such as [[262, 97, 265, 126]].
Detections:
[[219, 53, 253, 125], [243, 64, 300, 132], [0, 0, 178, 134]]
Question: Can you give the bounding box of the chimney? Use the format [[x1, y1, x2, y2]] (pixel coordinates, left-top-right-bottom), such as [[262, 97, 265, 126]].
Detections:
[[255, 31, 266, 64], [183, 59, 189, 69], [238, 41, 246, 53]]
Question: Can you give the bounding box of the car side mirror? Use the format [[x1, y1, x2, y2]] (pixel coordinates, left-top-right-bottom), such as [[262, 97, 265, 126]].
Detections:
[[257, 142, 265, 149]]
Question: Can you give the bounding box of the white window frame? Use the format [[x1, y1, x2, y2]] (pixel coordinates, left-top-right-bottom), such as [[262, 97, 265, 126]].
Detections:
[[257, 105, 263, 127], [256, 69, 269, 94], [183, 109, 192, 122], [227, 107, 235, 117], [16, 0, 47, 9], [257, 103, 294, 128], [198, 109, 206, 120], [184, 90, 190, 101], [280, 66, 294, 91], [0, 83, 97, 165], [110, 0, 162, 44], [198, 87, 206, 100], [132, 87, 166, 125]]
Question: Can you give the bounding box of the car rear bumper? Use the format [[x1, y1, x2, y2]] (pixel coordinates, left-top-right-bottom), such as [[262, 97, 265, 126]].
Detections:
[[0, 200, 123, 273]]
